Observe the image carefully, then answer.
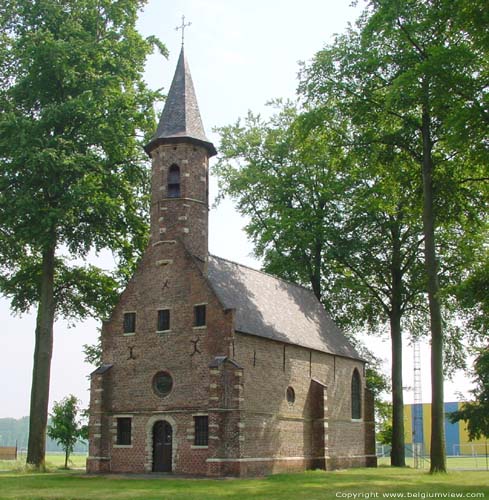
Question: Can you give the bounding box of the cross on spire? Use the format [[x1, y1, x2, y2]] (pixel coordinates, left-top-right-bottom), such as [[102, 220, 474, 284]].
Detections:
[[175, 15, 191, 46]]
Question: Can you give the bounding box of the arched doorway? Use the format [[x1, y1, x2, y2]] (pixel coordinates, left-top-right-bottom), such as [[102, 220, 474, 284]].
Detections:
[[152, 420, 172, 472]]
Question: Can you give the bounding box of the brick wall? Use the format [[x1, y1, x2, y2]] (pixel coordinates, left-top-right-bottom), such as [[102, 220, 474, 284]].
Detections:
[[88, 243, 377, 476], [87, 134, 376, 476], [88, 238, 236, 473], [149, 143, 209, 265], [231, 332, 375, 474]]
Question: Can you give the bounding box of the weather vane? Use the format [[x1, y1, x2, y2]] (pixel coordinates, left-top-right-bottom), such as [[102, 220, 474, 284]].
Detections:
[[175, 15, 191, 46]]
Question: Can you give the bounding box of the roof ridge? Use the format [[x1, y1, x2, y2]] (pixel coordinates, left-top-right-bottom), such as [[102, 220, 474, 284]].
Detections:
[[209, 254, 316, 296]]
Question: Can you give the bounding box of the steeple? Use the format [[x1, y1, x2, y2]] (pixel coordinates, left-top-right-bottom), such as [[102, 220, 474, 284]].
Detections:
[[146, 47, 214, 269], [145, 47, 216, 156]]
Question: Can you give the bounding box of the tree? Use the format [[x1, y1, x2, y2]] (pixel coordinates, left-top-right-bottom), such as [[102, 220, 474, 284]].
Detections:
[[449, 348, 489, 441], [301, 0, 488, 472], [215, 101, 426, 467], [47, 395, 86, 469], [376, 403, 393, 447], [448, 249, 489, 440], [453, 252, 489, 339], [0, 0, 166, 469]]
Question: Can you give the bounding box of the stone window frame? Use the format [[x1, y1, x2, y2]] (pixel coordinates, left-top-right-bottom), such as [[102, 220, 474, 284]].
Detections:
[[152, 370, 174, 399], [123, 311, 136, 336], [351, 368, 363, 421], [156, 307, 171, 334], [286, 386, 296, 405], [113, 415, 133, 448], [193, 303, 207, 329], [191, 413, 209, 449], [167, 164, 181, 198]]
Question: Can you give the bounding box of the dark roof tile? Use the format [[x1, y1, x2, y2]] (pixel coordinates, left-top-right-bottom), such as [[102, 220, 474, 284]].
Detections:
[[145, 47, 216, 156], [207, 256, 361, 360], [91, 364, 113, 376], [208, 356, 243, 369]]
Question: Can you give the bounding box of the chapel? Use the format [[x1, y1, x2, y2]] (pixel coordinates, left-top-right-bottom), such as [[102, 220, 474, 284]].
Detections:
[[87, 47, 377, 476]]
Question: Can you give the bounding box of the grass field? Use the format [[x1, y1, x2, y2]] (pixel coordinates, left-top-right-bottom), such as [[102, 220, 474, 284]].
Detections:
[[0, 453, 87, 472], [4, 454, 487, 473], [0, 467, 488, 500], [377, 455, 489, 470]]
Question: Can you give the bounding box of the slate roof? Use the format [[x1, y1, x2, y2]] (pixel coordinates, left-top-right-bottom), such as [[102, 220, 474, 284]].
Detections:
[[207, 256, 362, 360], [209, 356, 243, 369], [145, 47, 216, 156], [91, 364, 113, 376]]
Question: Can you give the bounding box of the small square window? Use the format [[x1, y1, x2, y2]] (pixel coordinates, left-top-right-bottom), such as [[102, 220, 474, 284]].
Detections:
[[116, 417, 131, 445], [194, 305, 206, 327], [123, 312, 136, 334], [194, 416, 208, 446], [157, 309, 170, 332]]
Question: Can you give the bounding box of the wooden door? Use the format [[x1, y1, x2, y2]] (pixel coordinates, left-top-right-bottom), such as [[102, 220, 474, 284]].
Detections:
[[153, 420, 172, 472]]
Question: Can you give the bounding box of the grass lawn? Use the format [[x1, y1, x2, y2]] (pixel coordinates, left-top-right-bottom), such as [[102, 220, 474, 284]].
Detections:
[[378, 456, 489, 470], [0, 453, 87, 472], [0, 467, 488, 500]]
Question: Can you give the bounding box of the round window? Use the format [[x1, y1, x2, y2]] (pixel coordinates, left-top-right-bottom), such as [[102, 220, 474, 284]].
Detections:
[[286, 386, 295, 404], [153, 371, 173, 397]]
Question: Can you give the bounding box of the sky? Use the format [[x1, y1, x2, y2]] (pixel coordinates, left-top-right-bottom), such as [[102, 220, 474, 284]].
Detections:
[[0, 0, 473, 420]]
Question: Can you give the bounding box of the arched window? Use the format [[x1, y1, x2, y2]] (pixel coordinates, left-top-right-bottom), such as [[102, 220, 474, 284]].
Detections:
[[286, 386, 295, 404], [351, 369, 362, 419], [168, 164, 180, 198]]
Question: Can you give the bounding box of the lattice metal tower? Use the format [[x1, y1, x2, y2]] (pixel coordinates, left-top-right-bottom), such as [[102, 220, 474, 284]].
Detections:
[[412, 342, 424, 468]]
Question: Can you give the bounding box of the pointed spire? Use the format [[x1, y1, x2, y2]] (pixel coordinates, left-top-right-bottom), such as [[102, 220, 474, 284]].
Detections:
[[145, 47, 216, 156]]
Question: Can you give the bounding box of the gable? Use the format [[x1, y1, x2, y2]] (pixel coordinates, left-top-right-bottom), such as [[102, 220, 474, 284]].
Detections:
[[102, 240, 226, 335], [207, 256, 361, 360]]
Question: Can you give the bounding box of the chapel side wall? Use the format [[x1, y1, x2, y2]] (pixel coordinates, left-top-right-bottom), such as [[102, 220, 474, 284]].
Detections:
[[234, 335, 315, 465], [93, 241, 234, 474], [324, 355, 375, 469], [234, 333, 372, 474]]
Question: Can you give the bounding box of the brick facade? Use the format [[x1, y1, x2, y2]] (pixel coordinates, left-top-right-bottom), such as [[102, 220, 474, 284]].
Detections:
[[87, 50, 376, 476]]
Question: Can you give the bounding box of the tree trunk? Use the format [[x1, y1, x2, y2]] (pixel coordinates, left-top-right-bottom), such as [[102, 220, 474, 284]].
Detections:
[[311, 237, 322, 301], [64, 448, 69, 469], [26, 237, 56, 469], [421, 102, 446, 473], [390, 221, 406, 466]]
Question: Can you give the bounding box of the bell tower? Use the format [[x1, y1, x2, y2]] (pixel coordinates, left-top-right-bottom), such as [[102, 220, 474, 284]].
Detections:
[[145, 48, 216, 267]]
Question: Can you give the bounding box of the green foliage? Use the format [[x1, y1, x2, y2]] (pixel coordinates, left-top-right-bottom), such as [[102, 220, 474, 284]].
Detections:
[[215, 0, 488, 472], [214, 99, 411, 464], [214, 101, 426, 330], [376, 402, 393, 446], [0, 0, 166, 467], [366, 367, 390, 400], [449, 348, 489, 441], [47, 395, 86, 469], [300, 0, 488, 472], [0, 258, 120, 321], [301, 3, 488, 297], [83, 336, 102, 367], [452, 251, 489, 339], [0, 0, 164, 313], [215, 101, 345, 302]]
